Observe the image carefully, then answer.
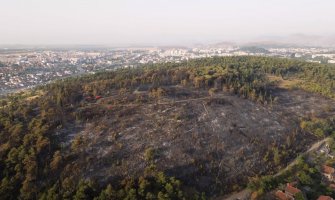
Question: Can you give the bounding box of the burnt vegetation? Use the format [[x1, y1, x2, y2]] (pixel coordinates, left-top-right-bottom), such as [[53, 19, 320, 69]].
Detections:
[[0, 56, 334, 199]]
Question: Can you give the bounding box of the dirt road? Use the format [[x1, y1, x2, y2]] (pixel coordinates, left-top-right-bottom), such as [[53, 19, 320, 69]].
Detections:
[[219, 137, 331, 200], [274, 137, 330, 177]]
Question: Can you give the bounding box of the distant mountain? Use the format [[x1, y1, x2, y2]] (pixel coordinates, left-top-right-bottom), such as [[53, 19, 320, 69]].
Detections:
[[243, 34, 335, 48], [157, 45, 189, 50], [208, 41, 237, 48], [193, 41, 237, 49], [238, 46, 270, 53]]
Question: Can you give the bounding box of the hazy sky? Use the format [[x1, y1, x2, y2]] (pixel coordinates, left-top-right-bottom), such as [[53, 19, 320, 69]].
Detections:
[[1, 0, 335, 45]]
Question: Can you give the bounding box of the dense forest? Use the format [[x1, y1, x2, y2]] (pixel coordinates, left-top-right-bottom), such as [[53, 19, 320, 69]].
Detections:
[[0, 56, 334, 199]]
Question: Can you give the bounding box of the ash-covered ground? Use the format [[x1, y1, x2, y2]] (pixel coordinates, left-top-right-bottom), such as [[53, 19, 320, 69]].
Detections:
[[58, 85, 335, 196]]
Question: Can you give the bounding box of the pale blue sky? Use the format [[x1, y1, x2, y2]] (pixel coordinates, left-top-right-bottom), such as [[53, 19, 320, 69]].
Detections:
[[1, 0, 335, 45]]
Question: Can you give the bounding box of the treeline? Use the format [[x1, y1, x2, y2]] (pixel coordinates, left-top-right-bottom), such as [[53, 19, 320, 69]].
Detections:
[[39, 171, 200, 200], [39, 56, 335, 105], [39, 56, 278, 106]]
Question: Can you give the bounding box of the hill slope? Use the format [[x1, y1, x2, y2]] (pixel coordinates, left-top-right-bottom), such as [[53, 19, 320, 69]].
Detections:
[[0, 56, 334, 199]]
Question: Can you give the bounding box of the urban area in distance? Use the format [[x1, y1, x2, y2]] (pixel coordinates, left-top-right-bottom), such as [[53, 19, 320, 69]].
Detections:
[[1, 45, 335, 96]]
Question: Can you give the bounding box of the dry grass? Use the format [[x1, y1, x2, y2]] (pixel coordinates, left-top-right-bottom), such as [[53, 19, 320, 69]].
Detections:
[[268, 75, 302, 89], [25, 90, 44, 101]]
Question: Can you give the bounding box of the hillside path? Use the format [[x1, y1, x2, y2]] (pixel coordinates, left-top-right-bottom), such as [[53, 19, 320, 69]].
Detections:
[[218, 137, 331, 200]]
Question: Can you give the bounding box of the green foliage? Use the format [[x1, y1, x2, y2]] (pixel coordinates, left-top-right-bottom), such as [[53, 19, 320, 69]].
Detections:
[[73, 180, 97, 200], [144, 147, 156, 162], [297, 171, 313, 185], [94, 184, 115, 200], [39, 183, 60, 200], [295, 192, 305, 200], [273, 147, 281, 166], [247, 175, 278, 194], [50, 151, 62, 171], [300, 118, 335, 138], [93, 172, 186, 200]]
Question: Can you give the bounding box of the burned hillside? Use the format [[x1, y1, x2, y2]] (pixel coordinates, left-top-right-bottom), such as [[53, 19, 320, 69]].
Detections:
[[0, 56, 334, 199], [62, 85, 334, 196]]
